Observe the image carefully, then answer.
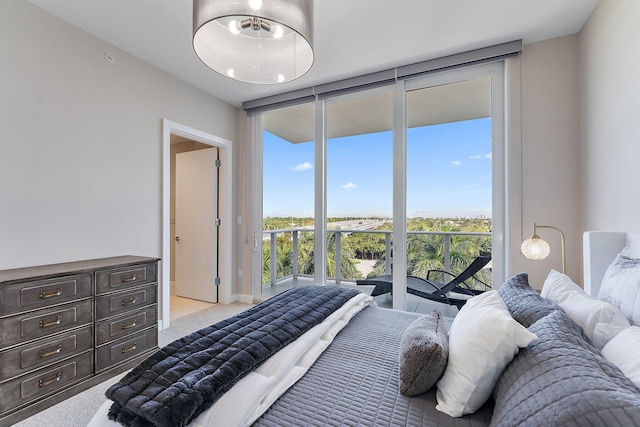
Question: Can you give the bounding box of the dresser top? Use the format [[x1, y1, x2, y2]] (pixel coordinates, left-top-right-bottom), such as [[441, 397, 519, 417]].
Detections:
[[0, 256, 160, 284]]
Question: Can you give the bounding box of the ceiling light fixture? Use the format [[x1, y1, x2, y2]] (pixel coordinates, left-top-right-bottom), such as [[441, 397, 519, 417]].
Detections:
[[192, 0, 314, 85]]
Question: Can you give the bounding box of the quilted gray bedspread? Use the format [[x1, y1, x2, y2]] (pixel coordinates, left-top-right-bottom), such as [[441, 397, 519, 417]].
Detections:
[[253, 305, 493, 427], [106, 286, 359, 427]]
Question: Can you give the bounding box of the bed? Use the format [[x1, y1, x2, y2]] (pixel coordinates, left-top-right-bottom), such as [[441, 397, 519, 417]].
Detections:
[[88, 231, 640, 427]]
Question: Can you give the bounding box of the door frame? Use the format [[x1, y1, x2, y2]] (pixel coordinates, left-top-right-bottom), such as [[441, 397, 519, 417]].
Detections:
[[162, 119, 233, 329]]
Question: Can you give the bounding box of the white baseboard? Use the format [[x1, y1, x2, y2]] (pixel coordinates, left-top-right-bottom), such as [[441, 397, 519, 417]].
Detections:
[[232, 293, 254, 304]]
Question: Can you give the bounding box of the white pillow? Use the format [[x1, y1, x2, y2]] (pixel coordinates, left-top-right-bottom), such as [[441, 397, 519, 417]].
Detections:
[[601, 326, 640, 388], [542, 269, 630, 349], [598, 252, 640, 325], [435, 290, 537, 417]]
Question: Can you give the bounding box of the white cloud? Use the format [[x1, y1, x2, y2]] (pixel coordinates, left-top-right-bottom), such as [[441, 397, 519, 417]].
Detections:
[[469, 153, 491, 160], [341, 182, 357, 190], [291, 162, 313, 171], [450, 160, 461, 166]]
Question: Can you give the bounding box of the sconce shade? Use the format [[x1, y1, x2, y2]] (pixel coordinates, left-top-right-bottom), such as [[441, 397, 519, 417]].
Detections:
[[521, 223, 566, 273], [521, 234, 551, 260], [193, 0, 314, 84]]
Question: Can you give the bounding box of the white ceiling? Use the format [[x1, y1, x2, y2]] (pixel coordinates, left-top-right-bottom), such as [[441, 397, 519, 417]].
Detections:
[[26, 0, 599, 107]]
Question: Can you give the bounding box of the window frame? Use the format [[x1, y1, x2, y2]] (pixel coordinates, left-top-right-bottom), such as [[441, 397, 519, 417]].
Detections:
[[252, 62, 508, 308]]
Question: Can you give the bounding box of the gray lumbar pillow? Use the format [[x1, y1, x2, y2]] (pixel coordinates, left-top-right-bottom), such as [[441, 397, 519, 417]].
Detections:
[[398, 310, 449, 396]]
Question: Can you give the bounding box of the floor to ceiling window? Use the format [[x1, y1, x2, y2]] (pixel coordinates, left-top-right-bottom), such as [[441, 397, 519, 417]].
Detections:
[[254, 62, 506, 309], [260, 103, 315, 297], [325, 90, 394, 303]]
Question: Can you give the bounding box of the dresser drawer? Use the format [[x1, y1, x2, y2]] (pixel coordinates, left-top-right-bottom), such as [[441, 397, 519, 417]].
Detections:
[[95, 284, 157, 321], [0, 350, 92, 413], [0, 299, 92, 350], [0, 256, 159, 424], [95, 327, 157, 373], [0, 326, 92, 382], [95, 263, 157, 295], [0, 273, 92, 317], [95, 306, 157, 346]]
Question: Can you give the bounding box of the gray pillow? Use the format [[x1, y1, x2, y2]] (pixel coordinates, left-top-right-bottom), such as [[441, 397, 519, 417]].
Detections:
[[498, 273, 557, 327], [491, 309, 640, 426], [398, 310, 448, 396]]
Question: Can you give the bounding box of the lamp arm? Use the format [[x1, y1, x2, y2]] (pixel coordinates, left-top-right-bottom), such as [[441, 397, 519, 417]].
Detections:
[[534, 224, 566, 274]]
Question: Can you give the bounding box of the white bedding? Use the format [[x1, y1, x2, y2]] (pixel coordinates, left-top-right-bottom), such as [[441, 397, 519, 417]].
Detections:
[[582, 231, 640, 390], [88, 292, 373, 427], [583, 231, 640, 297]]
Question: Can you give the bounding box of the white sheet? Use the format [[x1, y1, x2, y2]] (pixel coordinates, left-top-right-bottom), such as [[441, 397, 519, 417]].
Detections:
[[87, 292, 373, 427]]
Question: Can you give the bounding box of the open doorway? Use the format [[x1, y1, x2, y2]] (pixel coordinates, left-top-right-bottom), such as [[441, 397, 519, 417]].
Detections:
[[171, 137, 218, 320], [162, 120, 233, 330]]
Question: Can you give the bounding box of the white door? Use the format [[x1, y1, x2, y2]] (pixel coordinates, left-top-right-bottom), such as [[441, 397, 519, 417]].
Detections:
[[175, 148, 218, 303]]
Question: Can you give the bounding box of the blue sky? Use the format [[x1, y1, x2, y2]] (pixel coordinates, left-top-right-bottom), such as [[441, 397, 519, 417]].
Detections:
[[263, 118, 492, 218]]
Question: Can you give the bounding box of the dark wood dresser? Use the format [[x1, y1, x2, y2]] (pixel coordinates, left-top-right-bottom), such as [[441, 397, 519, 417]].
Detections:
[[0, 256, 160, 426]]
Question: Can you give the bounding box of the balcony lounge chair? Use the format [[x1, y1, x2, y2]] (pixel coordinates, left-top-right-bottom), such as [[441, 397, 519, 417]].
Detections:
[[356, 254, 491, 309]]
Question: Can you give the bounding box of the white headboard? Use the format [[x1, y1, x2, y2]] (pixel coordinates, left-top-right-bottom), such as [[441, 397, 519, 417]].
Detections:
[[583, 231, 640, 297]]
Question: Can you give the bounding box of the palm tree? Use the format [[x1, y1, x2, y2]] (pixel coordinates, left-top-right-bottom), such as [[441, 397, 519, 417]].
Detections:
[[297, 234, 315, 275], [261, 235, 294, 284], [408, 234, 445, 277], [325, 232, 362, 280]]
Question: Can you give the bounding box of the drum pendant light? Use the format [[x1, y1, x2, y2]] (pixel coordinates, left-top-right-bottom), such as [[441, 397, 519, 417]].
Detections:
[[193, 0, 314, 84]]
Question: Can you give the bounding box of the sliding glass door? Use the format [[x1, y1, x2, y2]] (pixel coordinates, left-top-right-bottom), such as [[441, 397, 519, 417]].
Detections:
[[405, 76, 494, 314], [254, 62, 505, 309]]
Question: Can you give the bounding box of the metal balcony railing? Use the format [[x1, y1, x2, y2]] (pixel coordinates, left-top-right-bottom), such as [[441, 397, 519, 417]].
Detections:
[[262, 228, 491, 287]]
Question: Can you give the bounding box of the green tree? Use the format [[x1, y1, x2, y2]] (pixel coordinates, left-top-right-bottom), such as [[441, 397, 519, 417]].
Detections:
[[326, 232, 362, 280], [262, 216, 492, 288]]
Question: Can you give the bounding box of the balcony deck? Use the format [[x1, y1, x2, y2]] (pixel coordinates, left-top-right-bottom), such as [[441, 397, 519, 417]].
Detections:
[[261, 276, 460, 318], [260, 228, 491, 318]]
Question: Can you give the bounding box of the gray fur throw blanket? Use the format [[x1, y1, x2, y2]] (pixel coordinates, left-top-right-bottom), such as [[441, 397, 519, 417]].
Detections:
[[106, 286, 360, 427]]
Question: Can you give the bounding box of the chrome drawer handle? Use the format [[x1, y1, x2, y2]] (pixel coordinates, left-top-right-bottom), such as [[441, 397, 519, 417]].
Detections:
[[121, 275, 137, 283], [122, 343, 137, 354], [40, 288, 62, 299], [121, 296, 138, 306], [40, 344, 63, 358], [39, 373, 61, 388], [121, 321, 137, 330], [39, 315, 63, 329]]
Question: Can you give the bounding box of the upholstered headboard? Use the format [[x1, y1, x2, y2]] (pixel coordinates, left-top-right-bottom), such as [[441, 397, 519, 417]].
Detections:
[[583, 231, 640, 297]]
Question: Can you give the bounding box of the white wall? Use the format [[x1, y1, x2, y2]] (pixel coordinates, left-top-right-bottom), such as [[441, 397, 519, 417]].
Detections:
[[579, 0, 640, 233], [0, 1, 238, 277], [508, 35, 582, 288], [511, 0, 640, 287]]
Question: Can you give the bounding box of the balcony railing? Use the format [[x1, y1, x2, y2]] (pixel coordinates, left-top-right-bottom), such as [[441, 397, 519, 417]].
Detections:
[[262, 228, 491, 288]]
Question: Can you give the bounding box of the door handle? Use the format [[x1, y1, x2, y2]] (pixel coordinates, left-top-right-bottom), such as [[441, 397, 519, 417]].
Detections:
[[175, 236, 181, 242]]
